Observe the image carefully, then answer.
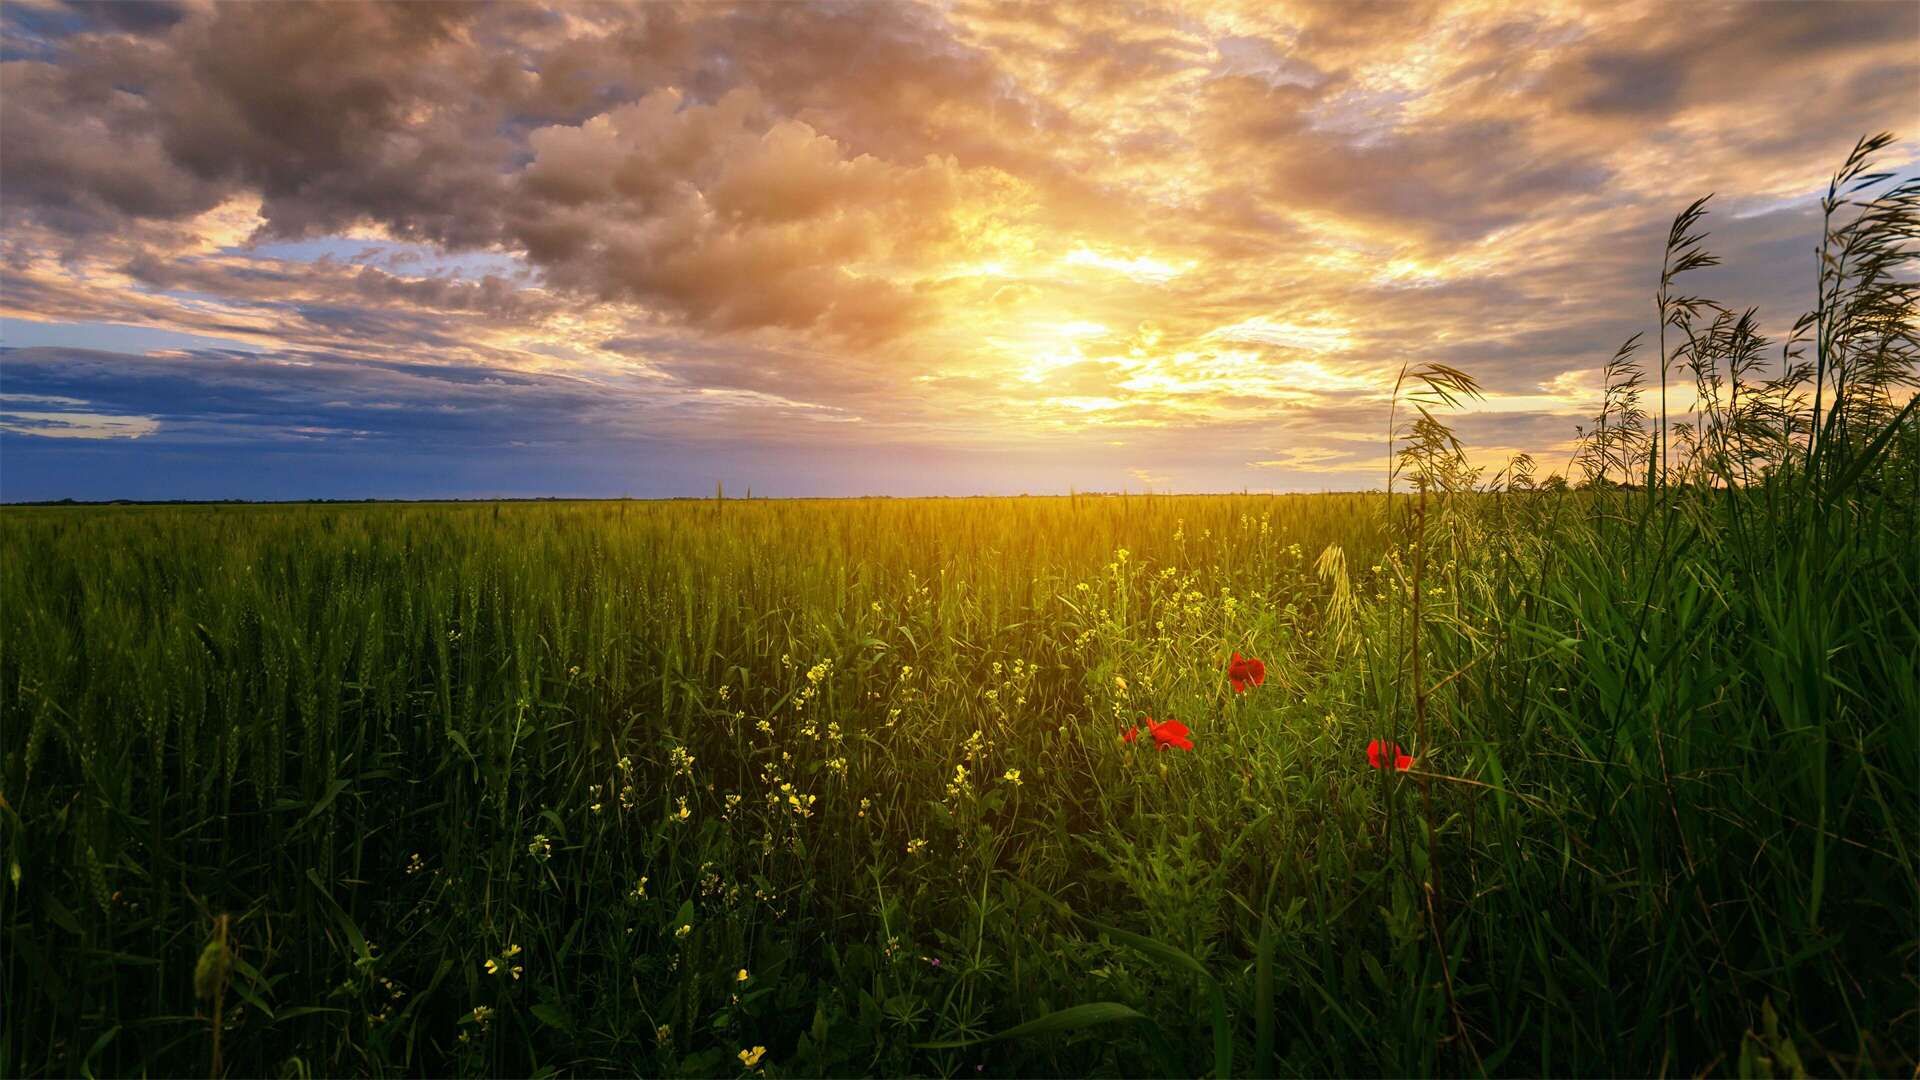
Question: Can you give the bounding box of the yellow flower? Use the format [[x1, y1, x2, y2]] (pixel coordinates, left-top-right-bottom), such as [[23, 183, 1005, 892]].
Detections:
[[1002, 768, 1022, 786], [655, 1023, 672, 1043], [906, 838, 927, 855], [675, 923, 692, 939], [484, 958, 499, 975], [738, 1046, 767, 1068], [736, 968, 750, 982]]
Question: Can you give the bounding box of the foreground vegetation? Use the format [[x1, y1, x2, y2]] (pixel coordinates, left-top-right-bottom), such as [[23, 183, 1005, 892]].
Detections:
[[3, 141, 1916, 1078]]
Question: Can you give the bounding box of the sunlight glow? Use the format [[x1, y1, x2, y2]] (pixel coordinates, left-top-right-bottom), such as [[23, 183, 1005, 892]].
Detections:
[[1061, 247, 1194, 283]]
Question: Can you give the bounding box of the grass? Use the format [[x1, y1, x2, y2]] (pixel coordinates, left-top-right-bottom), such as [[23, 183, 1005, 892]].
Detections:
[[1, 141, 1916, 1078]]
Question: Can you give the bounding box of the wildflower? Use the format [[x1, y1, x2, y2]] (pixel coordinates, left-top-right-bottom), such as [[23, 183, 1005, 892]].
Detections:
[[675, 923, 692, 939], [669, 746, 697, 778], [739, 1046, 767, 1068], [906, 838, 927, 855], [673, 797, 692, 822], [406, 852, 425, 875], [1002, 768, 1022, 786], [1228, 652, 1267, 694], [471, 1005, 493, 1024], [485, 958, 499, 975], [1141, 717, 1194, 752], [528, 834, 552, 862], [736, 968, 750, 983], [1366, 739, 1413, 771], [655, 1023, 672, 1043], [1121, 726, 1139, 745], [631, 876, 648, 901]]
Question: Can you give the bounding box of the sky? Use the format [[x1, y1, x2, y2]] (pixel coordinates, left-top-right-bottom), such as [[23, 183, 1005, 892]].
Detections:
[[1, 0, 1915, 500]]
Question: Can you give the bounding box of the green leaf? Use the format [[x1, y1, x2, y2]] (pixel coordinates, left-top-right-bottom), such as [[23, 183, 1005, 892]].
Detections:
[[1080, 917, 1213, 984], [1080, 917, 1231, 1078], [304, 868, 370, 964], [912, 1001, 1149, 1049], [77, 1024, 120, 1080], [530, 1003, 574, 1035], [269, 1006, 348, 1025], [668, 898, 694, 932], [294, 778, 352, 834]]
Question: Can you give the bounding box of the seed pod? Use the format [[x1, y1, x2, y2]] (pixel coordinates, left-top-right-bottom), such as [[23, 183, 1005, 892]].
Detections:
[[194, 934, 230, 1000]]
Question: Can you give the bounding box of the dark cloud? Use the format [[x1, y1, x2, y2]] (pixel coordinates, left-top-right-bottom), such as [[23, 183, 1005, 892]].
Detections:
[[0, 59, 232, 229], [1576, 48, 1686, 117], [67, 1, 187, 35], [1547, 1, 1919, 121], [0, 344, 636, 449]]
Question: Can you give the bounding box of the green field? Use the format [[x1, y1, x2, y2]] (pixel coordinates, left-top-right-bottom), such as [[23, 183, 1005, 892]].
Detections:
[[3, 145, 1918, 1078]]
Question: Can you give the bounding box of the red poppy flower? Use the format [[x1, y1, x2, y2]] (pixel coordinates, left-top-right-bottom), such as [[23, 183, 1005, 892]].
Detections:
[[1366, 739, 1412, 771], [1228, 652, 1266, 694], [1122, 725, 1139, 744], [1143, 717, 1193, 752]]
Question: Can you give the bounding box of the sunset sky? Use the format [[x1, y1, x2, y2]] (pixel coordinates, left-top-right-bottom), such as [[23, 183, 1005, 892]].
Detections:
[[2, 0, 1915, 500]]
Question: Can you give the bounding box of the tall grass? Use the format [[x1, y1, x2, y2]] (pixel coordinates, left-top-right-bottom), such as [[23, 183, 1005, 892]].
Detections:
[[1, 140, 1915, 1077]]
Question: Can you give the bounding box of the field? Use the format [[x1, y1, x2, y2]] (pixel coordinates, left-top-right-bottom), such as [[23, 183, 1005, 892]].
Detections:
[[3, 146, 1918, 1078]]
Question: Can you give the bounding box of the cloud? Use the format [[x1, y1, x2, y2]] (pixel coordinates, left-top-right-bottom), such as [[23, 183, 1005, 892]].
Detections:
[[511, 88, 1025, 339], [1, 0, 1914, 495], [1249, 446, 1369, 474], [0, 390, 160, 439]]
